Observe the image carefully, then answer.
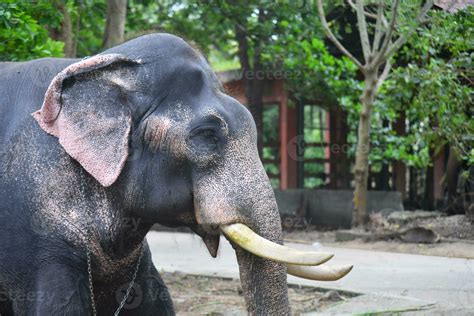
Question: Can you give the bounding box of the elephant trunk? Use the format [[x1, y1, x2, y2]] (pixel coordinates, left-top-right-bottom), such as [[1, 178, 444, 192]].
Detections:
[[234, 234, 289, 314], [231, 185, 289, 315], [194, 164, 291, 314]]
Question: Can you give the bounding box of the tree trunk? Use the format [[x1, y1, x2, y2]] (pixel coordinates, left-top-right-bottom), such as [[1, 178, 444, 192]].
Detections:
[[61, 4, 75, 57], [49, 2, 75, 57], [103, 0, 127, 49], [352, 70, 377, 227], [73, 6, 80, 58], [235, 17, 265, 158]]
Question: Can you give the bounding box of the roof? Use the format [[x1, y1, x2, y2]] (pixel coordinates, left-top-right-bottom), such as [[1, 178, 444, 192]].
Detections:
[[434, 0, 473, 12], [216, 69, 242, 84]]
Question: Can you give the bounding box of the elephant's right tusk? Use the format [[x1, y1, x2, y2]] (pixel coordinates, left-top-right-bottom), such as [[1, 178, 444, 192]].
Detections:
[[286, 264, 353, 281], [220, 223, 333, 266]]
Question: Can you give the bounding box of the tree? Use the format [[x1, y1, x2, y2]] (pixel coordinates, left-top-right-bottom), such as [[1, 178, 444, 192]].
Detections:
[[0, 0, 64, 61], [50, 1, 107, 58], [386, 6, 472, 164], [103, 0, 127, 49], [125, 1, 300, 156], [50, 1, 75, 58], [378, 6, 473, 213], [317, 0, 434, 226], [76, 1, 107, 56]]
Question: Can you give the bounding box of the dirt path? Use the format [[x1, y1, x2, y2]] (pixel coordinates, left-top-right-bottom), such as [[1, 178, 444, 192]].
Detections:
[[286, 236, 474, 259], [284, 214, 474, 259], [162, 272, 353, 315]]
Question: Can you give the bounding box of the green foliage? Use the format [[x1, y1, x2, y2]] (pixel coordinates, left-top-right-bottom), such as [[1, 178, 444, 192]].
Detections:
[[0, 0, 64, 61], [141, 1, 471, 170], [1, 0, 471, 170], [126, 1, 236, 56], [263, 3, 361, 107], [372, 7, 473, 167], [74, 0, 107, 57], [208, 49, 240, 72]]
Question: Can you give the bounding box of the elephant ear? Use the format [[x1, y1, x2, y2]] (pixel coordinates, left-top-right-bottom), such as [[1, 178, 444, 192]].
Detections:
[[33, 54, 141, 187]]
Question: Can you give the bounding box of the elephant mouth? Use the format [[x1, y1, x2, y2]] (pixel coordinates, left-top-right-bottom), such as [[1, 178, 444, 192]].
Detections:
[[191, 224, 221, 258], [201, 231, 220, 258], [198, 223, 353, 281]]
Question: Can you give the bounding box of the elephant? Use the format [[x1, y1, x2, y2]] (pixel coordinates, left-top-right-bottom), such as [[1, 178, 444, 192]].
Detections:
[[0, 33, 351, 315]]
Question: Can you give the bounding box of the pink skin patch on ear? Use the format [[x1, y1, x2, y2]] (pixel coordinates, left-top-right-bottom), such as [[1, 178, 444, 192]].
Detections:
[[32, 54, 137, 187], [56, 114, 131, 187], [32, 54, 135, 132]]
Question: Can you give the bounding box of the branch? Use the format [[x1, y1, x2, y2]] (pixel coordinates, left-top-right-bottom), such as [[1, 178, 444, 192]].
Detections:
[[384, 0, 434, 59], [347, 0, 388, 27], [316, 0, 363, 69], [347, 0, 375, 19], [355, 0, 371, 63], [376, 60, 391, 91], [372, 0, 400, 67], [441, 0, 458, 13], [235, 25, 250, 73], [214, 0, 253, 40], [372, 0, 385, 53]]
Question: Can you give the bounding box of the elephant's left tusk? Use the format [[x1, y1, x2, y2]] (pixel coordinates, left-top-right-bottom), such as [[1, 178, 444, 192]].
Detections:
[[220, 223, 333, 265], [286, 264, 353, 281]]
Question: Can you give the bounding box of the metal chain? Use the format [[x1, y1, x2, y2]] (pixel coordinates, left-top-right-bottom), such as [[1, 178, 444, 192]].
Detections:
[[79, 166, 98, 316], [86, 243, 98, 316], [86, 240, 144, 316], [114, 242, 144, 316], [78, 168, 144, 316]]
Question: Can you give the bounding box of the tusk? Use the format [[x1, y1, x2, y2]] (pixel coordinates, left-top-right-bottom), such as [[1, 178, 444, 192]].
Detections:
[[220, 223, 333, 266], [287, 264, 353, 281]]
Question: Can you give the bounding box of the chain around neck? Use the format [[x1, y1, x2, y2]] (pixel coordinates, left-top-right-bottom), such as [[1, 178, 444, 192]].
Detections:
[[86, 240, 144, 316], [78, 168, 144, 316]]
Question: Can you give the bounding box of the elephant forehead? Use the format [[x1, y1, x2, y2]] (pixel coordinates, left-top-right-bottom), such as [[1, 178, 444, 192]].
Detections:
[[145, 115, 172, 151], [144, 108, 190, 157]]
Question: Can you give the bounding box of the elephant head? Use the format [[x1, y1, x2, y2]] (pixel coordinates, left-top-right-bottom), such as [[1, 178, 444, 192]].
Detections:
[[33, 33, 351, 314]]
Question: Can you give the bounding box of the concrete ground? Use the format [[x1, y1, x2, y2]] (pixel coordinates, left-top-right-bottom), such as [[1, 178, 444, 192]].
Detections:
[[147, 231, 474, 314]]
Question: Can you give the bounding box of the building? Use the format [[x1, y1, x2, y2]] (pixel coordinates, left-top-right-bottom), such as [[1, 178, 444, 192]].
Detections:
[[216, 0, 473, 216]]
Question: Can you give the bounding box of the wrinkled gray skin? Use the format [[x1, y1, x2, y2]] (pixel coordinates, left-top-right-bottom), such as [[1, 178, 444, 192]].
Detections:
[[0, 33, 289, 315]]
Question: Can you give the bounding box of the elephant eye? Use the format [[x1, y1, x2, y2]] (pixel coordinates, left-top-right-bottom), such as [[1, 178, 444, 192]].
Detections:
[[188, 127, 221, 154]]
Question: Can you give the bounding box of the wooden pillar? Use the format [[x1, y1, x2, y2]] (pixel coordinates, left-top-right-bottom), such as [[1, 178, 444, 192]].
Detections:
[[393, 111, 407, 199], [433, 148, 446, 209], [424, 161, 435, 210], [280, 95, 289, 190], [329, 107, 350, 189], [393, 162, 406, 199], [272, 78, 298, 190], [324, 111, 331, 185], [286, 104, 298, 188]]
